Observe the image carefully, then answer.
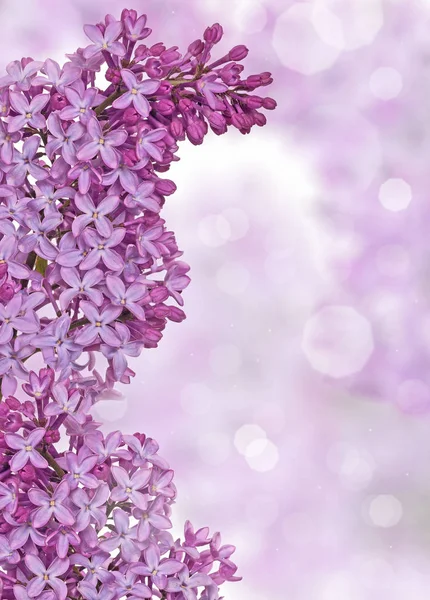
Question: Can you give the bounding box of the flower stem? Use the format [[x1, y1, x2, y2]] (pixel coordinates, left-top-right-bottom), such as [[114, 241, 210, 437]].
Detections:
[[40, 449, 65, 477]]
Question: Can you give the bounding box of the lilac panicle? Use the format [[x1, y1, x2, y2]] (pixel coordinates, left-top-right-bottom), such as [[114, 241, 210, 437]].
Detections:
[[0, 8, 274, 600]]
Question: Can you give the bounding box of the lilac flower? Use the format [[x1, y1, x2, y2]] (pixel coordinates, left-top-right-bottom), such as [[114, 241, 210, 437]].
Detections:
[[0, 59, 43, 90], [60, 450, 99, 489], [110, 464, 151, 507], [165, 262, 191, 306], [0, 192, 30, 225], [112, 570, 151, 599], [85, 430, 131, 464], [80, 228, 125, 271], [83, 22, 126, 59], [46, 526, 80, 559], [0, 481, 18, 513], [4, 512, 46, 549], [136, 128, 166, 162], [123, 434, 169, 469], [123, 244, 148, 282], [45, 114, 85, 164], [28, 480, 74, 528], [20, 213, 62, 260], [0, 338, 33, 394], [32, 59, 81, 94], [0, 236, 29, 278], [0, 120, 19, 164], [8, 92, 49, 132], [25, 555, 69, 600], [131, 542, 182, 589], [77, 117, 128, 168], [44, 383, 85, 423], [197, 75, 228, 110], [71, 484, 109, 531], [0, 294, 40, 343], [33, 315, 80, 370], [72, 193, 119, 237], [113, 69, 160, 117], [79, 582, 115, 600], [124, 14, 151, 41], [7, 135, 49, 186], [68, 160, 102, 194], [101, 156, 145, 193], [0, 534, 20, 564], [70, 552, 113, 585], [136, 222, 164, 258], [59, 267, 104, 309], [4, 428, 48, 472], [60, 86, 99, 122], [99, 508, 141, 562], [148, 469, 175, 498], [75, 301, 122, 346], [106, 274, 147, 319], [29, 181, 75, 215], [125, 181, 159, 212], [133, 495, 172, 541], [101, 323, 144, 380], [165, 565, 214, 600]]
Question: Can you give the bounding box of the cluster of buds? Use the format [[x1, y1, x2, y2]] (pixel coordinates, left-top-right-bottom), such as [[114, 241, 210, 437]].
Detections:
[[0, 8, 274, 600]]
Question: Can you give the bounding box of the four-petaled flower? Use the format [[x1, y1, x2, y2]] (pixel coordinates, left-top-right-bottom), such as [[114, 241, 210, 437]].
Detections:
[[72, 193, 119, 238], [25, 555, 69, 600], [83, 22, 126, 59], [110, 464, 151, 508], [113, 69, 160, 117], [75, 301, 122, 346], [28, 480, 75, 528], [5, 428, 48, 472], [77, 117, 127, 169], [8, 92, 49, 132]]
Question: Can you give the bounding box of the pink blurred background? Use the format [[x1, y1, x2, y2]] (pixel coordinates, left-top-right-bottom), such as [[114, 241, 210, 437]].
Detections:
[[4, 0, 430, 598]]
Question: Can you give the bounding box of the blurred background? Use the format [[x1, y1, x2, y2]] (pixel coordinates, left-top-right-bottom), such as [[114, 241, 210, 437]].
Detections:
[[4, 0, 430, 598]]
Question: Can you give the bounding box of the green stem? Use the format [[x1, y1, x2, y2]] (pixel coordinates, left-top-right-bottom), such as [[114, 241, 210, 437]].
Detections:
[[40, 449, 65, 477], [95, 89, 123, 115]]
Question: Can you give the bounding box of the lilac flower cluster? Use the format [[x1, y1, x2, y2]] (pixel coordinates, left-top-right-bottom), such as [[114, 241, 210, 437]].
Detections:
[[0, 8, 274, 599], [0, 8, 275, 396], [0, 373, 240, 599]]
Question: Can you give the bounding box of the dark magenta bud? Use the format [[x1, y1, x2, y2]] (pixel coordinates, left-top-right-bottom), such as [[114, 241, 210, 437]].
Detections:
[[229, 45, 249, 61], [188, 39, 205, 56], [204, 23, 223, 44]]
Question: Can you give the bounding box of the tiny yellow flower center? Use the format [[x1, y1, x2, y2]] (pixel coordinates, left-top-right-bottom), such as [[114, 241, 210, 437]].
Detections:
[[74, 473, 80, 479], [95, 321, 102, 327], [80, 108, 86, 114], [120, 299, 126, 305], [126, 487, 132, 493], [99, 138, 105, 145], [43, 574, 49, 581], [98, 244, 104, 250], [25, 445, 32, 452], [92, 212, 98, 219], [131, 88, 138, 95], [25, 112, 32, 119], [50, 500, 55, 507]]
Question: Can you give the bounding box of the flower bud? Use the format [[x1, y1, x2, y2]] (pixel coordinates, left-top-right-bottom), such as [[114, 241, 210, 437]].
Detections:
[[263, 97, 277, 110], [229, 45, 249, 61], [204, 23, 223, 44], [188, 39, 205, 56]]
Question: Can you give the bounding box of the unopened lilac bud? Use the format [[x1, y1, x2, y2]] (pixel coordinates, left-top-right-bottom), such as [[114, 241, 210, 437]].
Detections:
[[0, 282, 15, 302], [178, 98, 193, 112], [21, 464, 36, 483], [254, 112, 267, 126], [106, 67, 122, 84], [246, 95, 264, 109], [135, 44, 149, 59], [155, 179, 177, 196], [208, 111, 227, 129], [150, 286, 169, 303], [263, 97, 277, 110], [188, 39, 205, 56], [145, 58, 163, 78], [229, 45, 249, 61], [121, 8, 138, 23], [5, 397, 20, 410], [93, 462, 110, 481], [204, 23, 223, 44], [245, 74, 262, 89], [161, 47, 181, 65], [170, 118, 185, 139], [150, 42, 165, 57], [154, 305, 170, 318], [123, 107, 139, 125], [50, 93, 68, 111], [154, 99, 175, 116], [168, 306, 186, 322]]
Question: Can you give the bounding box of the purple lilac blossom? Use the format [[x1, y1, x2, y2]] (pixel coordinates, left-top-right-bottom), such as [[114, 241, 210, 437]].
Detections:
[[0, 7, 274, 600]]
